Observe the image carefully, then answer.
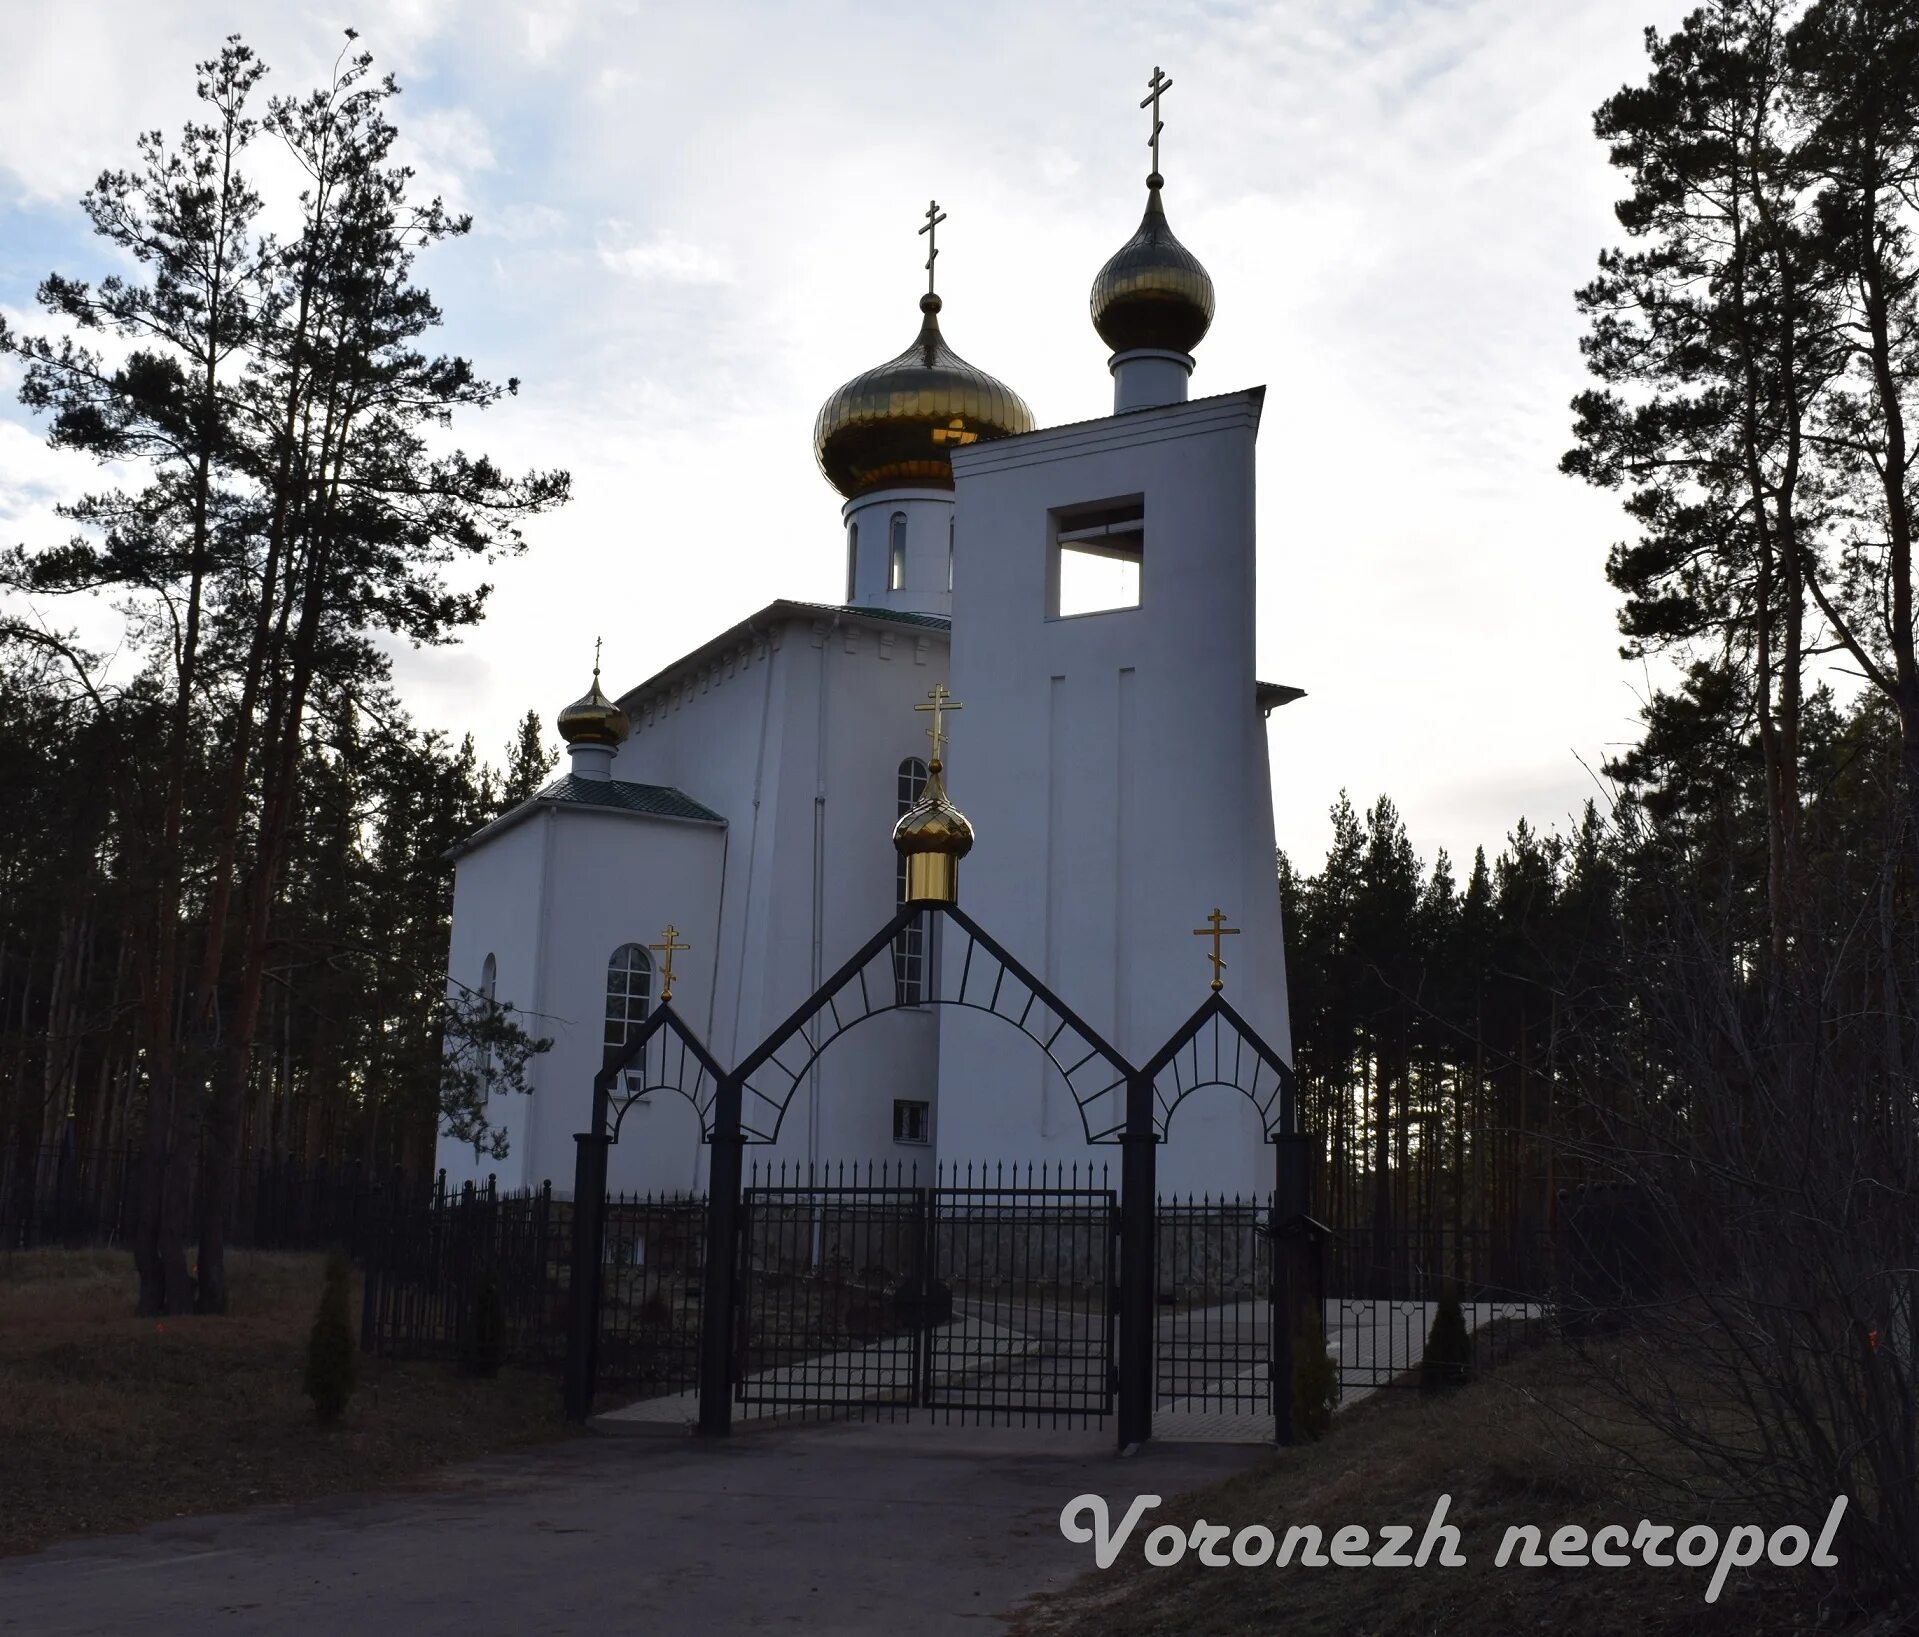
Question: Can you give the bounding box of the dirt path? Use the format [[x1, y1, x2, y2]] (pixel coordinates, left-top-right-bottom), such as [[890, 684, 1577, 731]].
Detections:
[[0, 1421, 1260, 1636]]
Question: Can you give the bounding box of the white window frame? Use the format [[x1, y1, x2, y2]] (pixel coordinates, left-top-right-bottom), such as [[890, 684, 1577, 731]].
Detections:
[[605, 943, 653, 1052]]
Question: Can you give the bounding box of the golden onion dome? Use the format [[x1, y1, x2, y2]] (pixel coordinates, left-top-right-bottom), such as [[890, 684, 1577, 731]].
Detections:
[[814, 294, 1034, 501], [892, 759, 975, 905], [556, 668, 629, 748], [1090, 174, 1216, 356], [892, 766, 975, 858]]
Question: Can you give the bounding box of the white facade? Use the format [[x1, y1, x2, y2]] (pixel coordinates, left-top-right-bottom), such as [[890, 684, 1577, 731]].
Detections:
[[438, 196, 1295, 1199]]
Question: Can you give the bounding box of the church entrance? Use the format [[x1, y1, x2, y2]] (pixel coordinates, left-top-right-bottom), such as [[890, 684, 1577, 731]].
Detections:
[[558, 899, 1315, 1451], [731, 1167, 1115, 1426]]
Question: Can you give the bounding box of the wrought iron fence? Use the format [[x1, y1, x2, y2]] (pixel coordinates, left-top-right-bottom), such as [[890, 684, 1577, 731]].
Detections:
[[0, 1141, 428, 1256], [362, 1177, 570, 1367], [1154, 1195, 1273, 1416], [361, 1177, 706, 1403], [1324, 1225, 1554, 1391], [733, 1161, 1116, 1427]]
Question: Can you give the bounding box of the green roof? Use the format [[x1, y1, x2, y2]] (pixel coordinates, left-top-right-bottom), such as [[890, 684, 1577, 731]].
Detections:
[[535, 775, 725, 824], [818, 602, 952, 630]]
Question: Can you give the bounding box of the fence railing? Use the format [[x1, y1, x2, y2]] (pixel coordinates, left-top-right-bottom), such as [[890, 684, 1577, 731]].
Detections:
[[0, 1142, 435, 1257]]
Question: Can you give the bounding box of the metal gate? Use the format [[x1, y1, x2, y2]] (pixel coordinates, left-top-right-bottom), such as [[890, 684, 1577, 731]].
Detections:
[[1155, 1194, 1275, 1429], [733, 1168, 1116, 1425]]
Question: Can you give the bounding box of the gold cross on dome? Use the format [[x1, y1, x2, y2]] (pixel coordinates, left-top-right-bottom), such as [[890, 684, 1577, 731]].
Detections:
[[1193, 907, 1239, 992], [592, 635, 603, 682], [1141, 65, 1173, 176], [914, 683, 962, 764], [649, 924, 690, 1003], [918, 198, 947, 296]]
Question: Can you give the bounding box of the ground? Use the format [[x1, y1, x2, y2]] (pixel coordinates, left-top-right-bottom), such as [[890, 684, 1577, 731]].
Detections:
[[0, 1419, 1255, 1636], [0, 1248, 563, 1559], [1, 1250, 1877, 1634]]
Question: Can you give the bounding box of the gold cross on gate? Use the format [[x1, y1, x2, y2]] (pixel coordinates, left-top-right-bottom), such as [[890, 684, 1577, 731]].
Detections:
[[1141, 65, 1173, 176], [918, 198, 947, 296], [649, 924, 690, 1003], [1193, 907, 1239, 992], [915, 683, 962, 764]]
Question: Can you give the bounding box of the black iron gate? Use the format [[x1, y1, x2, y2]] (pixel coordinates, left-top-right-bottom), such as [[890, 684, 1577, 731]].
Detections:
[[1154, 1194, 1276, 1424], [733, 1167, 1115, 1426]]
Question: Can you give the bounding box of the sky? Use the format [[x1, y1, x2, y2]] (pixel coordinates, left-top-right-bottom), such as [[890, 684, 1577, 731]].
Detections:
[[0, 0, 1697, 878]]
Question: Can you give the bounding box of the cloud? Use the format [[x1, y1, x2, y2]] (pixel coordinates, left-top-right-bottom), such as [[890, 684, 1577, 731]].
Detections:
[[0, 0, 1704, 875], [595, 227, 734, 286]]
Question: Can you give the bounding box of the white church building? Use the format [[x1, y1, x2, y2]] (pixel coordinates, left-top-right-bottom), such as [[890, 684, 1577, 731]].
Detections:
[[438, 133, 1298, 1200]]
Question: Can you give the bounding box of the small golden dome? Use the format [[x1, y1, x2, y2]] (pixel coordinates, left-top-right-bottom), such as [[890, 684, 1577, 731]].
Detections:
[[1090, 176, 1216, 356], [892, 760, 975, 905], [814, 294, 1034, 500], [893, 766, 975, 858], [556, 669, 629, 748]]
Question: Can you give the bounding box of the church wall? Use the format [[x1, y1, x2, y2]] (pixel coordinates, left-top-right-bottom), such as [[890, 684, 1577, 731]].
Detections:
[[610, 611, 952, 1178], [442, 813, 553, 1194], [523, 808, 727, 1197], [731, 615, 947, 1172], [941, 390, 1288, 1197]]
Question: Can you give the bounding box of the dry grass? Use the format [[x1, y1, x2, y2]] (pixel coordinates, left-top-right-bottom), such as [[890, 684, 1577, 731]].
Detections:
[[1015, 1341, 1863, 1637], [0, 1247, 567, 1558]]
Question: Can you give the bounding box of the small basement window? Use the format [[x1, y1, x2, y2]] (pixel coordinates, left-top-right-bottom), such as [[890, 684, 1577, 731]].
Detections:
[[893, 1099, 930, 1145], [1051, 496, 1143, 617]]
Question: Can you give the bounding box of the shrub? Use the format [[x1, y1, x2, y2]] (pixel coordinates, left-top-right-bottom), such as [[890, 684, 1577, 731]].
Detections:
[[1291, 1308, 1340, 1440], [1422, 1290, 1471, 1391], [303, 1253, 356, 1423], [463, 1270, 507, 1377]]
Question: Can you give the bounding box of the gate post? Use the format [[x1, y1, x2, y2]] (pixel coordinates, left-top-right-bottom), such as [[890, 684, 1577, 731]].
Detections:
[[563, 1076, 613, 1423], [1116, 1072, 1158, 1453], [1271, 1131, 1316, 1445], [697, 1073, 746, 1438]]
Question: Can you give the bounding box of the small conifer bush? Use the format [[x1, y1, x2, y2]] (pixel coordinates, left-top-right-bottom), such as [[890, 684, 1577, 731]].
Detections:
[[1421, 1289, 1472, 1391], [304, 1252, 357, 1423]]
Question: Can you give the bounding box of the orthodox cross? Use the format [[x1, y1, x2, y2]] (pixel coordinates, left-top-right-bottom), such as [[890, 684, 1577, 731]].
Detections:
[[918, 198, 947, 296], [1141, 65, 1173, 177], [649, 924, 690, 1003], [915, 682, 962, 764], [592, 635, 603, 683], [1193, 906, 1239, 992]]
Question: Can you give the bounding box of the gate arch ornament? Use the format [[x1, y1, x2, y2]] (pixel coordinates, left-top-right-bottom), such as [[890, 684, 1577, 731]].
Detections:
[[592, 1000, 728, 1138], [1139, 990, 1299, 1141], [731, 902, 1133, 1144]]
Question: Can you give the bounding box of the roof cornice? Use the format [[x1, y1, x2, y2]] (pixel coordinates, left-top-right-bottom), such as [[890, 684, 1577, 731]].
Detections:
[[612, 599, 950, 715], [949, 386, 1265, 480]]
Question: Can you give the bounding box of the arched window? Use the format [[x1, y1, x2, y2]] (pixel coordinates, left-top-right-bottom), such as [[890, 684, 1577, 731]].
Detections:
[[946, 517, 955, 592], [894, 757, 930, 1004], [846, 520, 859, 601], [888, 511, 907, 592], [605, 944, 653, 1051], [480, 953, 498, 1094]]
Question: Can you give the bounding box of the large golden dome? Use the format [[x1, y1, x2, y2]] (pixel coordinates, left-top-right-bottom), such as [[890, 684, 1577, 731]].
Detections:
[[556, 669, 629, 748], [1090, 176, 1215, 356], [814, 294, 1034, 500]]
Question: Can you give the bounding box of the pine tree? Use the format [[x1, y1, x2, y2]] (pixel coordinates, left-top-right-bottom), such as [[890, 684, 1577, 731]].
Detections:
[[499, 710, 558, 809]]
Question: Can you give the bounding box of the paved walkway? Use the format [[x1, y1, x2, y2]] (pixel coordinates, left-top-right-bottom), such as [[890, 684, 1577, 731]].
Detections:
[[0, 1421, 1261, 1637]]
